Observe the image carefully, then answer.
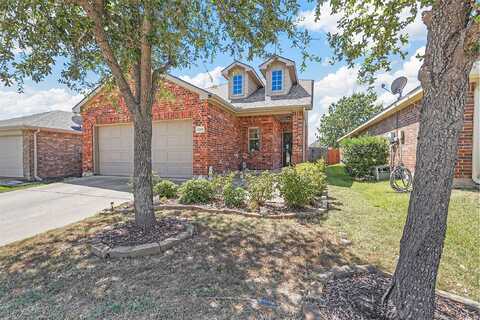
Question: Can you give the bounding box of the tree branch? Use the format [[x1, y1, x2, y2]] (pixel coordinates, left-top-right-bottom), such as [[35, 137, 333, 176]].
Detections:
[[140, 3, 153, 114], [77, 0, 138, 112]]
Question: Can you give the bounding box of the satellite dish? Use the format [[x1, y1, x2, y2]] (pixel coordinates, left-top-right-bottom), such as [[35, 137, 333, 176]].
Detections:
[[391, 76, 408, 98], [72, 114, 83, 126]]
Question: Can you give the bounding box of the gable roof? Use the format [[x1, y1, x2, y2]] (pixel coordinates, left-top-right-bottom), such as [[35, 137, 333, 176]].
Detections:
[[338, 61, 480, 143], [0, 110, 81, 133], [206, 78, 313, 110], [221, 61, 264, 87], [259, 54, 298, 84]]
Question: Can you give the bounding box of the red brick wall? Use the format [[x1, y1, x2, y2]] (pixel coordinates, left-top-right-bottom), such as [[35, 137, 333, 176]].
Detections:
[[292, 111, 305, 164], [455, 82, 476, 179], [238, 115, 283, 170], [81, 81, 242, 176], [36, 131, 82, 178], [357, 81, 476, 179]]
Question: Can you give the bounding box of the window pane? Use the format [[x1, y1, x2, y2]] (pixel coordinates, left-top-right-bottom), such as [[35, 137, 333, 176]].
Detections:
[[233, 74, 243, 95], [249, 128, 259, 139], [272, 70, 282, 91], [249, 139, 260, 152]]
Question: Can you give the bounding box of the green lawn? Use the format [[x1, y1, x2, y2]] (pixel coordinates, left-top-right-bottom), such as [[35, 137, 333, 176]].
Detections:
[[325, 164, 480, 300], [0, 182, 44, 193]]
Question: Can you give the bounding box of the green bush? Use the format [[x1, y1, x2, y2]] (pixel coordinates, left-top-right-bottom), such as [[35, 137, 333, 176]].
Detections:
[[153, 179, 178, 198], [340, 136, 389, 178], [178, 179, 214, 204], [223, 185, 247, 208], [295, 160, 327, 195], [245, 171, 276, 209], [277, 166, 316, 208], [211, 173, 229, 196]]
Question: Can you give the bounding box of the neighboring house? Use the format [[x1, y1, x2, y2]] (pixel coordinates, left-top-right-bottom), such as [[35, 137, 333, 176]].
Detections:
[[339, 64, 479, 187], [0, 111, 83, 180], [74, 55, 313, 178]]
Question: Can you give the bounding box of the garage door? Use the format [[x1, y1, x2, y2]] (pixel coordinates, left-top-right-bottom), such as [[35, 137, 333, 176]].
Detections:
[[98, 120, 193, 178], [0, 135, 23, 178]]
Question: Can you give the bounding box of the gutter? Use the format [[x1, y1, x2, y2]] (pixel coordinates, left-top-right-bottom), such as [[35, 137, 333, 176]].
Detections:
[[0, 125, 81, 135], [33, 129, 42, 181]]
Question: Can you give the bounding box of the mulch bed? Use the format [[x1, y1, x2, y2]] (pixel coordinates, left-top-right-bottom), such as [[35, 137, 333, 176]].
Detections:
[[307, 272, 479, 320], [91, 218, 187, 247]]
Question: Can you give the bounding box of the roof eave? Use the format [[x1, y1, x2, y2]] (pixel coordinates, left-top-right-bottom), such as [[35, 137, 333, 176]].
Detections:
[[337, 87, 423, 143], [0, 125, 82, 135]]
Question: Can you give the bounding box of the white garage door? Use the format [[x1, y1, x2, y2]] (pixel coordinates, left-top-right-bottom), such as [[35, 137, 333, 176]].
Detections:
[[0, 135, 23, 178], [98, 120, 193, 178]]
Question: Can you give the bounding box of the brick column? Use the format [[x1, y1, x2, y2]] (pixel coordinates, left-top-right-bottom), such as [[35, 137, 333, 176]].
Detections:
[[292, 111, 304, 164]]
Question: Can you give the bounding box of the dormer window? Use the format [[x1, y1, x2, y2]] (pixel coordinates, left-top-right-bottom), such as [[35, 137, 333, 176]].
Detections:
[[233, 74, 243, 95], [271, 69, 282, 92]]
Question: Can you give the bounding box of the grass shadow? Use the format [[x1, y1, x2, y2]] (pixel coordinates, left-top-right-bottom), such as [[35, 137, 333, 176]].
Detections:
[[326, 164, 353, 188]]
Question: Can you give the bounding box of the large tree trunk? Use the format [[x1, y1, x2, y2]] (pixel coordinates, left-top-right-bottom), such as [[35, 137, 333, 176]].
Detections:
[[132, 110, 156, 230], [386, 1, 477, 319]]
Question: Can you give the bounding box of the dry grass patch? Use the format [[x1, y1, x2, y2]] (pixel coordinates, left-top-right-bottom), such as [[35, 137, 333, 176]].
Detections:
[[0, 210, 360, 319]]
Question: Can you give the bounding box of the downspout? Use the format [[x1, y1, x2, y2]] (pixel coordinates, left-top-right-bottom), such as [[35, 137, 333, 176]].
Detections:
[[473, 81, 480, 184], [303, 110, 307, 162], [33, 129, 42, 181]]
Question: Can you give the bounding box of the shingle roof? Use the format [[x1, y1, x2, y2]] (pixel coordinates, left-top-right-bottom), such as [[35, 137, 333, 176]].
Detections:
[[206, 79, 313, 110], [0, 110, 81, 133]]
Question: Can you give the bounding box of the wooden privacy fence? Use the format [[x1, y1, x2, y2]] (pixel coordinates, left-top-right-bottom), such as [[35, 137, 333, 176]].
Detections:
[[326, 148, 340, 165]]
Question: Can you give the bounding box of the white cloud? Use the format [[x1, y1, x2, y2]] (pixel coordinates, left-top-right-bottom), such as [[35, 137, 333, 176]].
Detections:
[[180, 66, 224, 89], [297, 4, 341, 34], [297, 4, 426, 42], [308, 47, 424, 143], [0, 87, 82, 120]]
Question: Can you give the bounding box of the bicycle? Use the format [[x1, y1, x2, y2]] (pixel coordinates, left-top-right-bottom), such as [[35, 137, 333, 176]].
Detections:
[[389, 134, 413, 192]]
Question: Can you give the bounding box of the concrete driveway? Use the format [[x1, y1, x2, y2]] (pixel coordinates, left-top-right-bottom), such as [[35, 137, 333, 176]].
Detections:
[[0, 176, 132, 246]]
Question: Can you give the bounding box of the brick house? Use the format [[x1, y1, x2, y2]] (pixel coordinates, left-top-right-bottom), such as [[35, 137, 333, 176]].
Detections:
[[0, 111, 83, 180], [74, 55, 313, 178], [339, 64, 479, 187]]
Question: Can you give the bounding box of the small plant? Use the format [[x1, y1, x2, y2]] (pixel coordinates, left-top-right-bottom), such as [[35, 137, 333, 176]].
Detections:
[[340, 136, 389, 178], [223, 185, 247, 208], [295, 161, 327, 196], [277, 166, 316, 208], [153, 179, 178, 199], [245, 171, 276, 209], [178, 179, 214, 204], [211, 173, 231, 197]]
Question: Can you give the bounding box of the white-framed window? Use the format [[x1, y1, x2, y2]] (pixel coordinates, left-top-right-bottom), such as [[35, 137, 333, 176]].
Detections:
[[271, 69, 282, 92], [248, 127, 260, 152], [232, 73, 243, 95]]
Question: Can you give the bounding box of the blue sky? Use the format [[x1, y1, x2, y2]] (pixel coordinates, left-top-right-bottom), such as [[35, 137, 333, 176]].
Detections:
[[0, 2, 427, 143]]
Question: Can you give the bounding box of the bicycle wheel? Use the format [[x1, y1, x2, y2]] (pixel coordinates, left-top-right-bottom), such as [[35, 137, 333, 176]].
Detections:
[[390, 166, 413, 192]]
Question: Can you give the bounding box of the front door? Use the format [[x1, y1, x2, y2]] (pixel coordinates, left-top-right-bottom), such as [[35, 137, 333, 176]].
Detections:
[[282, 132, 292, 167]]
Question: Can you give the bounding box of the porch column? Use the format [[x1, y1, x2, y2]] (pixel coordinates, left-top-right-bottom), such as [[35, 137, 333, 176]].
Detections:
[[292, 111, 304, 164]]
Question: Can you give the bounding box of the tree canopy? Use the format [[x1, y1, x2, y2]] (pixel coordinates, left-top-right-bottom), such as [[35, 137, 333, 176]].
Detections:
[[0, 0, 312, 92], [316, 91, 381, 147]]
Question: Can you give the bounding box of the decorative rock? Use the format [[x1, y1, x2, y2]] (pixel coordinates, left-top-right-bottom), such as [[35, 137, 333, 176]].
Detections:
[[340, 238, 352, 246], [91, 244, 111, 259], [91, 224, 195, 259], [302, 303, 322, 320]]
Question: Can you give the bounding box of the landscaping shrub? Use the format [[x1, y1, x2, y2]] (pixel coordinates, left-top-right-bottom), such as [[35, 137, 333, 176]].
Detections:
[[295, 160, 327, 195], [211, 173, 229, 196], [178, 179, 214, 204], [340, 136, 389, 178], [277, 166, 316, 208], [153, 179, 178, 199], [245, 171, 276, 209], [223, 185, 247, 208]]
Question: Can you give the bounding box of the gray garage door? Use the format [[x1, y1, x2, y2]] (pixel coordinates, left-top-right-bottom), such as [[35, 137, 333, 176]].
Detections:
[[98, 120, 193, 178], [0, 135, 23, 178]]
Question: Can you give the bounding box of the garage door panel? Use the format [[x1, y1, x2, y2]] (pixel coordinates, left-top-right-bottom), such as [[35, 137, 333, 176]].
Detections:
[[98, 120, 192, 178], [0, 135, 23, 178]]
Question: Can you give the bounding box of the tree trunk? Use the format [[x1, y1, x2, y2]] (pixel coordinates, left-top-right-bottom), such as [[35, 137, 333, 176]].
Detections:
[[386, 1, 477, 319], [132, 110, 156, 231]]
